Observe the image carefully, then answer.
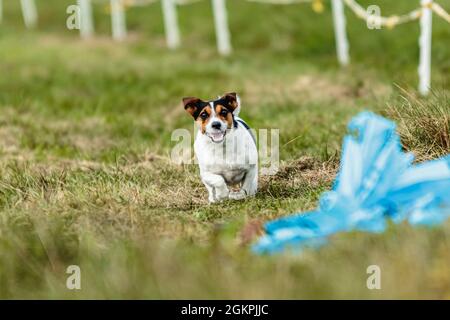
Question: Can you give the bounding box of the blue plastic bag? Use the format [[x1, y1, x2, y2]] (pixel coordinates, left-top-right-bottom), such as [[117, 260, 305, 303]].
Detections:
[[253, 112, 450, 254]]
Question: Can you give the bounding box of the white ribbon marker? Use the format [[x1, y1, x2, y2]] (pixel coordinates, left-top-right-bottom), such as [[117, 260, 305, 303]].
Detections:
[[77, 0, 94, 38], [331, 0, 350, 65], [418, 0, 432, 96], [212, 0, 232, 55], [110, 0, 127, 41], [21, 0, 38, 29], [162, 0, 180, 49]]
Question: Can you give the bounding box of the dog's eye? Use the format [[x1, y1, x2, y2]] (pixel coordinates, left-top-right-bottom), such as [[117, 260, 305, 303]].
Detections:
[[220, 110, 228, 116], [200, 112, 208, 120]]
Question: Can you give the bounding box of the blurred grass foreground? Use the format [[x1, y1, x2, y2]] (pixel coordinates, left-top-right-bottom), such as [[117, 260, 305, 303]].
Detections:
[[0, 0, 449, 298]]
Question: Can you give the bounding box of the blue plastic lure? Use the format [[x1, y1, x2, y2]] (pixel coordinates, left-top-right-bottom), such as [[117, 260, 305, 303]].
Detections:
[[253, 112, 450, 254]]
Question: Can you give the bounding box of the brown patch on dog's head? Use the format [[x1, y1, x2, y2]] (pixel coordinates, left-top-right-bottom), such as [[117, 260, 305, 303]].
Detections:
[[183, 97, 212, 133], [183, 97, 205, 119], [219, 92, 239, 113], [196, 105, 213, 134], [214, 104, 233, 129], [212, 92, 240, 128], [183, 93, 241, 133]]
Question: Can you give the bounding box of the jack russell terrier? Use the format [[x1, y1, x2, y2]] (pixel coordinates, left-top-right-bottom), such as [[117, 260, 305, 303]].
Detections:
[[183, 93, 258, 203]]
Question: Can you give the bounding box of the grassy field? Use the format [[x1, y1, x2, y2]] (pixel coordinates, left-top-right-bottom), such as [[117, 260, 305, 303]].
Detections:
[[0, 0, 449, 299]]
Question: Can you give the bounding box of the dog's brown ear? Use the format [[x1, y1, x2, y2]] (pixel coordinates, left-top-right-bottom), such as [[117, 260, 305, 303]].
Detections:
[[221, 92, 240, 114], [183, 97, 202, 119], [224, 92, 237, 99]]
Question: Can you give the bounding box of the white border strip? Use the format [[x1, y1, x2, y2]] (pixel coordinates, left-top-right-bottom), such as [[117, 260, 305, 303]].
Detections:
[[0, 0, 3, 24]]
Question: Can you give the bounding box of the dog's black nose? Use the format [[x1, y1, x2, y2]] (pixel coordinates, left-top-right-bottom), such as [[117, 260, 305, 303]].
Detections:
[[211, 121, 222, 130]]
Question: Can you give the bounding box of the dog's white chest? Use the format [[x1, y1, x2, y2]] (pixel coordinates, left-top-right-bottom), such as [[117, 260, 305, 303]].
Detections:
[[194, 126, 256, 185], [208, 164, 247, 185], [197, 141, 251, 184]]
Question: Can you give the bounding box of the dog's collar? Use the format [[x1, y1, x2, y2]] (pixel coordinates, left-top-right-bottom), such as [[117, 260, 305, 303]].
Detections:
[[233, 118, 256, 145]]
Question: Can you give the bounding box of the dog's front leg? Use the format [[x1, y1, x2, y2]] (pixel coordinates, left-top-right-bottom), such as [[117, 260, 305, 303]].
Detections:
[[201, 172, 229, 203]]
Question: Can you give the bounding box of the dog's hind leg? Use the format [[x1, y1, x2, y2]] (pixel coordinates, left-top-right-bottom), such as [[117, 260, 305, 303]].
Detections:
[[241, 165, 258, 197]]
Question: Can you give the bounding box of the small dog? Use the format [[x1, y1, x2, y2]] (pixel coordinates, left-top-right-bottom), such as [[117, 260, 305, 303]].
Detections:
[[183, 93, 258, 203]]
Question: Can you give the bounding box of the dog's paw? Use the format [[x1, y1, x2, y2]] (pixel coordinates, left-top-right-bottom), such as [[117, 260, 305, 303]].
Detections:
[[213, 187, 229, 202], [229, 190, 246, 201]]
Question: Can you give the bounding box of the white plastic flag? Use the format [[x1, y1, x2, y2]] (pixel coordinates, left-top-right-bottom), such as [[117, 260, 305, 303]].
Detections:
[[331, 0, 349, 65], [21, 0, 38, 29], [418, 0, 432, 96], [0, 0, 3, 24], [162, 0, 180, 49], [212, 0, 232, 55], [77, 0, 94, 38], [110, 0, 127, 41]]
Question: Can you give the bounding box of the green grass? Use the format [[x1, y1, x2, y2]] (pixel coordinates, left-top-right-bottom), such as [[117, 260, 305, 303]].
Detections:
[[0, 0, 449, 299], [384, 88, 449, 161]]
